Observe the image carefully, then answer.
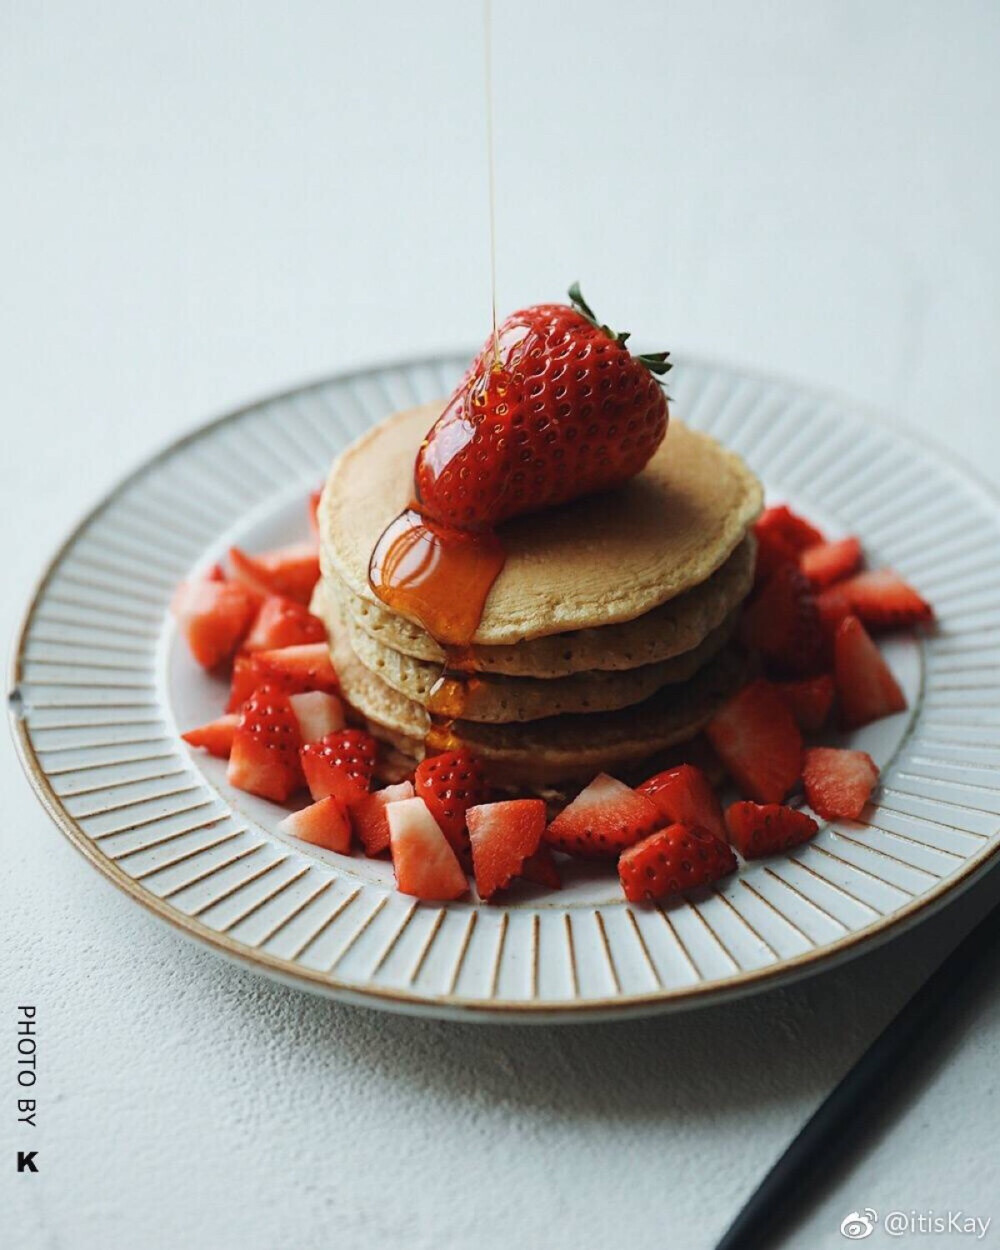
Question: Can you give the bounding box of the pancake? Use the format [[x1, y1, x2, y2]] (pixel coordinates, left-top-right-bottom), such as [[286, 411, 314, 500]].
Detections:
[[314, 578, 738, 722], [323, 533, 756, 679], [318, 588, 749, 790], [319, 403, 763, 646]]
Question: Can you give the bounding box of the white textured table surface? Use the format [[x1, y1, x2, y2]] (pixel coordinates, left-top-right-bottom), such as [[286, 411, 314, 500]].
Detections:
[[3, 4, 999, 1248]]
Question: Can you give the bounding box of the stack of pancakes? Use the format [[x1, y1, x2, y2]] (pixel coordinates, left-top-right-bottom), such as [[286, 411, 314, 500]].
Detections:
[[313, 403, 763, 794]]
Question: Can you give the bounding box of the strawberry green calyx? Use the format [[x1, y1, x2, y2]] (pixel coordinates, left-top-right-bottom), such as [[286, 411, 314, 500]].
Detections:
[[567, 282, 673, 378]]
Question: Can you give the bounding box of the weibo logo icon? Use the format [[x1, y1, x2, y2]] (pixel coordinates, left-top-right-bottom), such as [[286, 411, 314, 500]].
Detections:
[[840, 1209, 878, 1240]]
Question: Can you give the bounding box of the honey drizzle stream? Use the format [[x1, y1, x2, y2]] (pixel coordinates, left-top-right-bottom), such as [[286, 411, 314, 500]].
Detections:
[[484, 0, 499, 366], [368, 1, 505, 758]]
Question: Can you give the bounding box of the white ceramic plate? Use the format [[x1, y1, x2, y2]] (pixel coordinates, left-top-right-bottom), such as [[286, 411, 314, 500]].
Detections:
[[11, 355, 1000, 1021]]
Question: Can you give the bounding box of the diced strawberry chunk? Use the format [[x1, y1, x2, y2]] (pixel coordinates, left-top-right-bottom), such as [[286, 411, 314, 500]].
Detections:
[[776, 673, 836, 734], [243, 595, 327, 652], [229, 541, 321, 605], [833, 569, 933, 633], [300, 728, 376, 804], [618, 823, 736, 903], [758, 504, 826, 552], [227, 684, 304, 802], [350, 781, 415, 857], [800, 536, 863, 589], [279, 796, 352, 853], [803, 747, 879, 820], [545, 773, 661, 858], [181, 713, 239, 759], [753, 505, 826, 584], [741, 562, 826, 677], [466, 799, 547, 900], [413, 749, 486, 859], [816, 582, 853, 635], [636, 764, 725, 841], [706, 679, 803, 803], [227, 643, 339, 712], [519, 845, 562, 890], [387, 797, 468, 901], [834, 615, 907, 728], [172, 577, 257, 669], [288, 690, 346, 744], [724, 802, 819, 858], [252, 643, 338, 690]]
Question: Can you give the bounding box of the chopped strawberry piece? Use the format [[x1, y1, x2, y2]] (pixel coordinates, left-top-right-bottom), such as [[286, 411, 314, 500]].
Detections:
[[618, 823, 736, 903], [279, 796, 352, 853], [803, 747, 879, 820], [229, 541, 321, 605], [741, 562, 826, 677], [288, 690, 346, 744], [308, 489, 322, 537], [636, 764, 725, 841], [800, 536, 863, 589], [519, 845, 562, 890], [706, 678, 803, 803], [834, 615, 907, 728], [300, 728, 376, 804], [758, 504, 826, 552], [227, 643, 339, 712], [387, 797, 468, 901], [466, 799, 547, 900], [243, 595, 327, 652], [172, 577, 257, 669], [816, 582, 853, 637], [228, 655, 277, 712], [724, 802, 819, 858], [181, 713, 238, 759], [227, 684, 304, 802], [834, 569, 933, 633], [350, 781, 415, 857], [545, 773, 660, 858], [413, 749, 486, 859], [776, 673, 836, 734], [252, 643, 338, 690], [753, 505, 826, 584]]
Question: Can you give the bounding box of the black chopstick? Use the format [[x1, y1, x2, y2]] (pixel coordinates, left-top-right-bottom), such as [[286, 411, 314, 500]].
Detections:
[[715, 887, 1000, 1250]]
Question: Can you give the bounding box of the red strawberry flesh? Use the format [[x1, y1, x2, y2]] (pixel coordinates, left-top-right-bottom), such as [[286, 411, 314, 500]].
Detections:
[[227, 684, 304, 802], [636, 764, 725, 841], [279, 796, 352, 854], [706, 679, 803, 804], [300, 728, 376, 804], [466, 799, 547, 900], [803, 747, 879, 820], [172, 577, 257, 669], [387, 797, 468, 901], [618, 823, 736, 903], [724, 802, 819, 858], [413, 749, 486, 858], [182, 713, 238, 759], [350, 781, 415, 857], [799, 536, 863, 589], [834, 615, 907, 728], [545, 773, 661, 859]]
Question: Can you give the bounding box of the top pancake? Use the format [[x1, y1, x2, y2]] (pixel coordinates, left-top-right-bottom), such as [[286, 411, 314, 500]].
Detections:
[[319, 402, 763, 646]]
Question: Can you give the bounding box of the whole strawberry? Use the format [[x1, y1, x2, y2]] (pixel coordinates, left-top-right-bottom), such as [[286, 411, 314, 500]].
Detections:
[[415, 284, 670, 529]]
